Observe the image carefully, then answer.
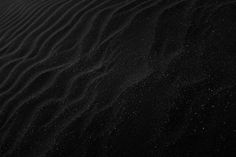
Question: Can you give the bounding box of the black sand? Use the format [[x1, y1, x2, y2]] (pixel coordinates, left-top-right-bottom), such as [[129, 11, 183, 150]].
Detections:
[[0, 0, 236, 156]]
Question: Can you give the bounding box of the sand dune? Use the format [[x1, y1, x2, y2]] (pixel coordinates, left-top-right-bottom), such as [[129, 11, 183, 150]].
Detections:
[[0, 0, 236, 156]]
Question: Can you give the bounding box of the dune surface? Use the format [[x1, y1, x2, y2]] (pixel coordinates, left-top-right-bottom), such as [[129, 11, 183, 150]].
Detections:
[[0, 0, 236, 156]]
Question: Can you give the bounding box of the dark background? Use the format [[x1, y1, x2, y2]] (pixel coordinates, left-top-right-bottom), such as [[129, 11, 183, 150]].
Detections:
[[0, 0, 235, 156]]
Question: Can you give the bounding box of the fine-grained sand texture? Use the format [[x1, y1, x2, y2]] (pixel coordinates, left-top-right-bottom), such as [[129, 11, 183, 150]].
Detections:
[[0, 0, 236, 156]]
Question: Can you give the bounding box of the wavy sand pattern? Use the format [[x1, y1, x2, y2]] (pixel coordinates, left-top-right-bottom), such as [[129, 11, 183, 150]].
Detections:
[[0, 0, 236, 156]]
